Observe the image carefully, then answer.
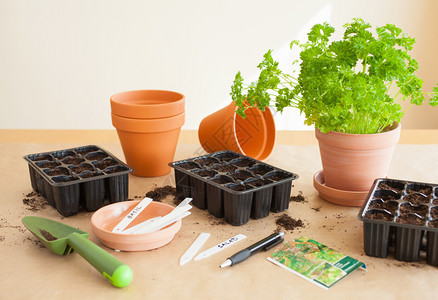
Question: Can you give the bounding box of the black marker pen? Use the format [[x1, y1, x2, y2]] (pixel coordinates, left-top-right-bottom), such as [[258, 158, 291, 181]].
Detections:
[[219, 231, 284, 268]]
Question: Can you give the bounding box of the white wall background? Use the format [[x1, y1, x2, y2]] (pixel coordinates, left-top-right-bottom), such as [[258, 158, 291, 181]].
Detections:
[[1, 0, 437, 130]]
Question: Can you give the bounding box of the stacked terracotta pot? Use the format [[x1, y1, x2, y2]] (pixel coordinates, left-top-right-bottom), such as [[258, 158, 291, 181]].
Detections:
[[111, 90, 185, 177]]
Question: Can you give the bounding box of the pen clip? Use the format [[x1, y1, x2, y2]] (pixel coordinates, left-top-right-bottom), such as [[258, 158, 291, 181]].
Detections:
[[264, 237, 284, 251]]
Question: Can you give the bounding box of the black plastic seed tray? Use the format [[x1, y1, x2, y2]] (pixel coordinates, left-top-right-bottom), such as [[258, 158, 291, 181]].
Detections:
[[169, 150, 298, 226], [24, 145, 132, 217], [358, 178, 438, 266]]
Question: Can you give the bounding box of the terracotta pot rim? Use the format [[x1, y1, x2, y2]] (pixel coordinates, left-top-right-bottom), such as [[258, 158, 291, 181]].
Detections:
[[198, 102, 276, 161], [315, 123, 401, 150], [110, 111, 185, 120], [315, 122, 400, 137], [111, 112, 185, 133], [111, 90, 185, 119]]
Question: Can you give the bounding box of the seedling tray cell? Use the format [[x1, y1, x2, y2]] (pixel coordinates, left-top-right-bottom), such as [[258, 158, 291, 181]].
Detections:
[[358, 178, 438, 266], [170, 151, 298, 226], [24, 145, 132, 217]]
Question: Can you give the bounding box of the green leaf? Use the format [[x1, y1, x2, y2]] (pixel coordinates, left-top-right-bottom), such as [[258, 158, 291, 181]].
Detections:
[[307, 23, 335, 44], [230, 18, 438, 133]]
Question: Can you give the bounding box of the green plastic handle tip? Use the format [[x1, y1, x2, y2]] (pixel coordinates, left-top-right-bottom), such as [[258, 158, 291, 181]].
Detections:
[[66, 233, 133, 288], [104, 264, 133, 288]]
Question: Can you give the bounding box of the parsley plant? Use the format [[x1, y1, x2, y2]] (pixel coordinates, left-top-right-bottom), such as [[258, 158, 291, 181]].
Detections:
[[231, 18, 438, 134]]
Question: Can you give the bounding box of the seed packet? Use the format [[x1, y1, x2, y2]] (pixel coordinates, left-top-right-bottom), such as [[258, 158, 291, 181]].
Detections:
[[267, 237, 366, 290]]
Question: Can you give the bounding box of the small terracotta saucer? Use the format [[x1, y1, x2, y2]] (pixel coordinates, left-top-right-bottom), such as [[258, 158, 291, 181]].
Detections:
[[91, 200, 181, 251], [313, 170, 370, 207]]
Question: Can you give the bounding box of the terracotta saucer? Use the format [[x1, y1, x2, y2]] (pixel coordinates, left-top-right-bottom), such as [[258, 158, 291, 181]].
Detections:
[[91, 201, 182, 251], [313, 170, 370, 207]]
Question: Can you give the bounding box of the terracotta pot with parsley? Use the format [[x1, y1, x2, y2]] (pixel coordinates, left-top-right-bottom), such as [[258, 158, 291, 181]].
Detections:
[[231, 18, 438, 203]]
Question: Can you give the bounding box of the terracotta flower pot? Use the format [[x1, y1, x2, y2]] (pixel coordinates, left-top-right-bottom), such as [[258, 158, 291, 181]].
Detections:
[[111, 113, 185, 177], [111, 90, 185, 119], [198, 102, 276, 161], [315, 123, 401, 193]]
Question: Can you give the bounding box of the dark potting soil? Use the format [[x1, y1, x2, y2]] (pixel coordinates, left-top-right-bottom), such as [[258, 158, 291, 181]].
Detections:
[[38, 161, 61, 168], [429, 220, 438, 228], [71, 164, 94, 174], [173, 193, 186, 205], [145, 185, 177, 202], [61, 157, 85, 166], [368, 200, 383, 210], [368, 200, 399, 213], [144, 185, 185, 205], [52, 176, 76, 183], [248, 179, 270, 187], [405, 193, 429, 206], [194, 170, 217, 178], [105, 166, 123, 174], [45, 168, 70, 176], [40, 230, 57, 241], [205, 215, 227, 225], [32, 154, 53, 162], [266, 172, 289, 181], [232, 171, 252, 181], [232, 158, 255, 167], [22, 191, 48, 211], [80, 172, 97, 179], [194, 157, 218, 167], [378, 182, 403, 194], [430, 207, 438, 220], [177, 161, 199, 170], [85, 152, 108, 161], [290, 191, 306, 203], [399, 204, 428, 217], [396, 214, 425, 226], [406, 186, 432, 196], [275, 213, 304, 231], [250, 165, 273, 175], [213, 152, 239, 162], [365, 211, 393, 221], [211, 176, 234, 184], [373, 193, 399, 201], [226, 184, 251, 191], [95, 160, 118, 170], [212, 164, 237, 173]]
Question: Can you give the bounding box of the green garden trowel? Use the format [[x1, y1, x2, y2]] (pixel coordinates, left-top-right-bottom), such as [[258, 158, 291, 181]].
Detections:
[[22, 216, 133, 288]]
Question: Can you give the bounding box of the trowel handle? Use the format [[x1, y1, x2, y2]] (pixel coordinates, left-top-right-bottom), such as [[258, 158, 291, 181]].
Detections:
[[67, 233, 133, 288]]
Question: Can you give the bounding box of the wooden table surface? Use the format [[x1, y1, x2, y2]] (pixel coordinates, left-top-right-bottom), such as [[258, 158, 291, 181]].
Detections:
[[1, 129, 438, 299]]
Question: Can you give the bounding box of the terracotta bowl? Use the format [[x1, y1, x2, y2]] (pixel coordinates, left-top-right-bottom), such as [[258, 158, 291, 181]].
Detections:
[[91, 200, 181, 251], [313, 170, 370, 207], [110, 90, 185, 119]]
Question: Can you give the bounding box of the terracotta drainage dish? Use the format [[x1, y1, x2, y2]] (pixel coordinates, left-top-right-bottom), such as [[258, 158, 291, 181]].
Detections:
[[91, 200, 182, 251], [358, 178, 438, 266], [313, 171, 369, 207], [198, 102, 276, 161], [110, 90, 185, 119], [111, 112, 185, 177]]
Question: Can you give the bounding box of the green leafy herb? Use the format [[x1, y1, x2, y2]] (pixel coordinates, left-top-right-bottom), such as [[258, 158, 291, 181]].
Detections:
[[231, 18, 438, 134]]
